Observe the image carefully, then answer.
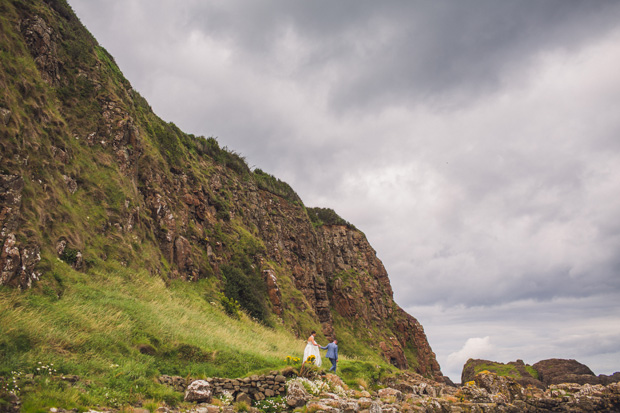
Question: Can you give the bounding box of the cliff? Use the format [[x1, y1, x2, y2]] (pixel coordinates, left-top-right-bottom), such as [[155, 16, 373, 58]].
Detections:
[[0, 0, 441, 380]]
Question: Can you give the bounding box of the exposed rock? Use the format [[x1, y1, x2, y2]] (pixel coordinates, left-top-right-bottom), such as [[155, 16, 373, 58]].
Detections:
[[184, 380, 212, 403], [462, 358, 543, 389], [263, 268, 283, 316], [0, 234, 41, 289], [306, 401, 338, 412], [377, 387, 404, 403], [166, 371, 620, 413], [599, 372, 620, 385], [235, 392, 252, 405], [534, 358, 596, 386], [473, 371, 523, 403], [0, 174, 24, 237], [158, 375, 188, 392], [0, 108, 11, 126], [379, 339, 408, 370], [62, 175, 78, 194], [285, 380, 310, 408], [173, 235, 194, 278], [50, 146, 68, 164], [20, 15, 60, 85]]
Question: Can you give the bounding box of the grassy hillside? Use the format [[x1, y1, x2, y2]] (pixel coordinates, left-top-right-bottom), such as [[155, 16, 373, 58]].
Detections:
[[0, 260, 395, 410]]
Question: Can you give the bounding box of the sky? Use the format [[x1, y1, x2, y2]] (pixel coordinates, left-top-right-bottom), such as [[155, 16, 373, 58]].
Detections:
[[67, 0, 620, 382]]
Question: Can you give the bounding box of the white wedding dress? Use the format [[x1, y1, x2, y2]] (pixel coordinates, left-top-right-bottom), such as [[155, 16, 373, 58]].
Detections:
[[303, 341, 322, 367]]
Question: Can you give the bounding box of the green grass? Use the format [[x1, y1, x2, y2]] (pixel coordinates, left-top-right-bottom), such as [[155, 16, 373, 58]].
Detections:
[[0, 260, 305, 410], [0, 260, 400, 411], [473, 362, 538, 380]]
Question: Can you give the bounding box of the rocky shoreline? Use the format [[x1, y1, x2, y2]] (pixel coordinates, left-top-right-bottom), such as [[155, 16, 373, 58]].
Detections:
[[172, 368, 620, 412], [3, 367, 620, 412]]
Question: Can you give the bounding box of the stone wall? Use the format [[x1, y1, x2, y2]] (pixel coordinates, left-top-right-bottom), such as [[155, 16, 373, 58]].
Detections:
[[159, 373, 287, 401], [209, 373, 287, 401]]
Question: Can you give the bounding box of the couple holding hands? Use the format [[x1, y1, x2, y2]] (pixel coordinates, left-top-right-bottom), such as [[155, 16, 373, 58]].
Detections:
[[303, 331, 339, 372]]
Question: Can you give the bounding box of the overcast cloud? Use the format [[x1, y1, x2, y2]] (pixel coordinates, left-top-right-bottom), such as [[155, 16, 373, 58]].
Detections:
[[67, 0, 620, 381]]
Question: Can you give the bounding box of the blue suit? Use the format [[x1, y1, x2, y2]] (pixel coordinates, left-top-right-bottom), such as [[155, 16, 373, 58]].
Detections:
[[321, 342, 338, 372]]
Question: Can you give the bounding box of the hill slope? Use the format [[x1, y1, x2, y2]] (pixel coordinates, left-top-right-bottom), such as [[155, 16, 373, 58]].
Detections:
[[0, 0, 442, 403]]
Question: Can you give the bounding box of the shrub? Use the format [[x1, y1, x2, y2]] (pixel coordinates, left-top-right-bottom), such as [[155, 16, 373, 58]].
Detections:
[[306, 207, 355, 229], [218, 293, 241, 319], [59, 247, 79, 264], [221, 264, 266, 322], [253, 169, 302, 205], [234, 400, 250, 412]]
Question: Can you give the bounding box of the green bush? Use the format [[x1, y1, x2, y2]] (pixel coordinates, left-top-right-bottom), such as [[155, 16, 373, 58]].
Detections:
[[221, 264, 266, 322], [253, 169, 302, 205], [307, 207, 355, 229], [59, 247, 79, 264], [218, 293, 241, 319]]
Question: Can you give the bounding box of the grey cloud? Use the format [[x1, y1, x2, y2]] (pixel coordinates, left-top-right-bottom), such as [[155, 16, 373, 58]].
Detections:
[[181, 1, 620, 111], [410, 297, 620, 381]]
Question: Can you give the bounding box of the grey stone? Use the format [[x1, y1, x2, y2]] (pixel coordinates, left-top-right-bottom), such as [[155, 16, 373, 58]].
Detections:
[[184, 380, 212, 403]]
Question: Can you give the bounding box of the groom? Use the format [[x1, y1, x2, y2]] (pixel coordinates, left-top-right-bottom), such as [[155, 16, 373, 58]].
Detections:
[[320, 339, 338, 372]]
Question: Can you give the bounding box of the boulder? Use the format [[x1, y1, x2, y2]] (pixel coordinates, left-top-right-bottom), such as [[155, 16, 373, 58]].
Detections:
[[184, 380, 212, 403], [377, 387, 404, 403], [533, 358, 596, 386], [235, 392, 252, 405], [285, 381, 310, 408]]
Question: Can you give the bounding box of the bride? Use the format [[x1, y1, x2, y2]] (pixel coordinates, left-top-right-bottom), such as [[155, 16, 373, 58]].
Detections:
[[303, 331, 322, 367]]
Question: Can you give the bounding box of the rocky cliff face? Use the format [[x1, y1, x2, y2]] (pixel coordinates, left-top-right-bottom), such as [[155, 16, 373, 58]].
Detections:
[[0, 0, 442, 379]]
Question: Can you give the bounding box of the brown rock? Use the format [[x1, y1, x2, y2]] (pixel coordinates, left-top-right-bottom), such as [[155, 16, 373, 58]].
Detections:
[[285, 381, 310, 408], [473, 371, 524, 403], [378, 387, 404, 403], [379, 340, 408, 370], [19, 15, 60, 85], [0, 108, 11, 126], [533, 358, 596, 386], [263, 268, 283, 316], [184, 380, 212, 403], [63, 175, 78, 194], [235, 392, 252, 405], [0, 234, 41, 289], [173, 235, 193, 274]]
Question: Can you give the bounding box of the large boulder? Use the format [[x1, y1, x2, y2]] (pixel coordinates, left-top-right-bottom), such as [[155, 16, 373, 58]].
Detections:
[[533, 358, 596, 386], [184, 380, 212, 403], [285, 380, 310, 408], [377, 387, 404, 403]]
